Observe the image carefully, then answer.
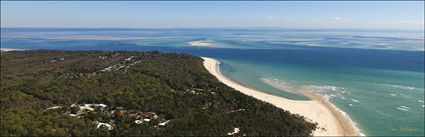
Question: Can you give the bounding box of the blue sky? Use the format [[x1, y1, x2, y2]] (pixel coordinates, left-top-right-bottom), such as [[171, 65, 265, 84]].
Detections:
[[1, 1, 424, 30]]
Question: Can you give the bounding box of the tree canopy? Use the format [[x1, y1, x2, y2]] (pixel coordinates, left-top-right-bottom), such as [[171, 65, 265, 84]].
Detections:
[[1, 50, 316, 136]]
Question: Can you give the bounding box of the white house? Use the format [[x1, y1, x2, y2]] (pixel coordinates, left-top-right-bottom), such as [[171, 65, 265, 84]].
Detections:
[[227, 127, 240, 135], [158, 120, 171, 126], [96, 122, 113, 130], [134, 120, 143, 124]]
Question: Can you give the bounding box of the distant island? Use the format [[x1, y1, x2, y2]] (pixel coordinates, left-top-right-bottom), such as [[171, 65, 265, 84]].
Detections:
[[1, 50, 316, 136]]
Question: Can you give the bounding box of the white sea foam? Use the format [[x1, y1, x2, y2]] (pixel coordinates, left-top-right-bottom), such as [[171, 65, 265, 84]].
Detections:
[[306, 85, 366, 134], [321, 94, 365, 136], [304, 85, 348, 100], [260, 78, 365, 136], [399, 106, 411, 109], [418, 100, 424, 103], [397, 106, 412, 111], [397, 107, 409, 111], [387, 84, 416, 90], [390, 94, 397, 96], [397, 107, 410, 111]]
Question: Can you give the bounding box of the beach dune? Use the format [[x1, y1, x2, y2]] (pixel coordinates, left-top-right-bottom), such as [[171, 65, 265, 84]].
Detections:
[[202, 57, 359, 136]]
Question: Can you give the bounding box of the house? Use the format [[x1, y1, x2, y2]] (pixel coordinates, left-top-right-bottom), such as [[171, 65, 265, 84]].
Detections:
[[96, 122, 114, 130], [237, 109, 245, 112], [130, 61, 141, 66], [152, 114, 158, 119], [96, 104, 107, 108], [46, 106, 62, 110], [79, 104, 108, 111], [227, 127, 240, 135], [125, 56, 134, 61], [79, 104, 94, 111], [98, 56, 107, 59], [134, 120, 143, 124], [158, 120, 171, 126]]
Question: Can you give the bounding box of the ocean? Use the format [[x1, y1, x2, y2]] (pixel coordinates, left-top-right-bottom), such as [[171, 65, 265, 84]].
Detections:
[[1, 28, 424, 136]]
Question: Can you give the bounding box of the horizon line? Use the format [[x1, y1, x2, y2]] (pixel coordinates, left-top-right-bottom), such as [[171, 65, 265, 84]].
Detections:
[[1, 27, 423, 32]]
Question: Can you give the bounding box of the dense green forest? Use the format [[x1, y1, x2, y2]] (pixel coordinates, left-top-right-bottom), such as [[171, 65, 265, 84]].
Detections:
[[1, 50, 317, 136]]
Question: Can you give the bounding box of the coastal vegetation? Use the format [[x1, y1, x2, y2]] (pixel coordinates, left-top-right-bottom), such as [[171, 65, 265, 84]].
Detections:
[[1, 50, 317, 136]]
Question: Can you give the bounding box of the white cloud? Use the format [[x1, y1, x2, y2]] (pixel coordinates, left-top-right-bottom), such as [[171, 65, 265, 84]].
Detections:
[[266, 16, 274, 19]]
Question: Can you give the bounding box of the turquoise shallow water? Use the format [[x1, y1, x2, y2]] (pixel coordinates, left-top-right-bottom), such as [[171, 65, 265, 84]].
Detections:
[[217, 51, 424, 136], [1, 28, 424, 136]]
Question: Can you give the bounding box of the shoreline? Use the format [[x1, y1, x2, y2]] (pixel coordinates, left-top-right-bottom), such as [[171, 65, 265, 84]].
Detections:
[[202, 57, 361, 136], [261, 78, 364, 136], [0, 48, 25, 52]]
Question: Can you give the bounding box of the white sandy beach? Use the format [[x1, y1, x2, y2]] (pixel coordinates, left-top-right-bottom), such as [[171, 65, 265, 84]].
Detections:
[[202, 57, 359, 136], [0, 48, 24, 52]]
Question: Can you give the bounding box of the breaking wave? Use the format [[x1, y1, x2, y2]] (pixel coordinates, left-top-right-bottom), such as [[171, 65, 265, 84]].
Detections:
[[397, 106, 411, 111], [385, 84, 416, 90], [260, 77, 365, 136]]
